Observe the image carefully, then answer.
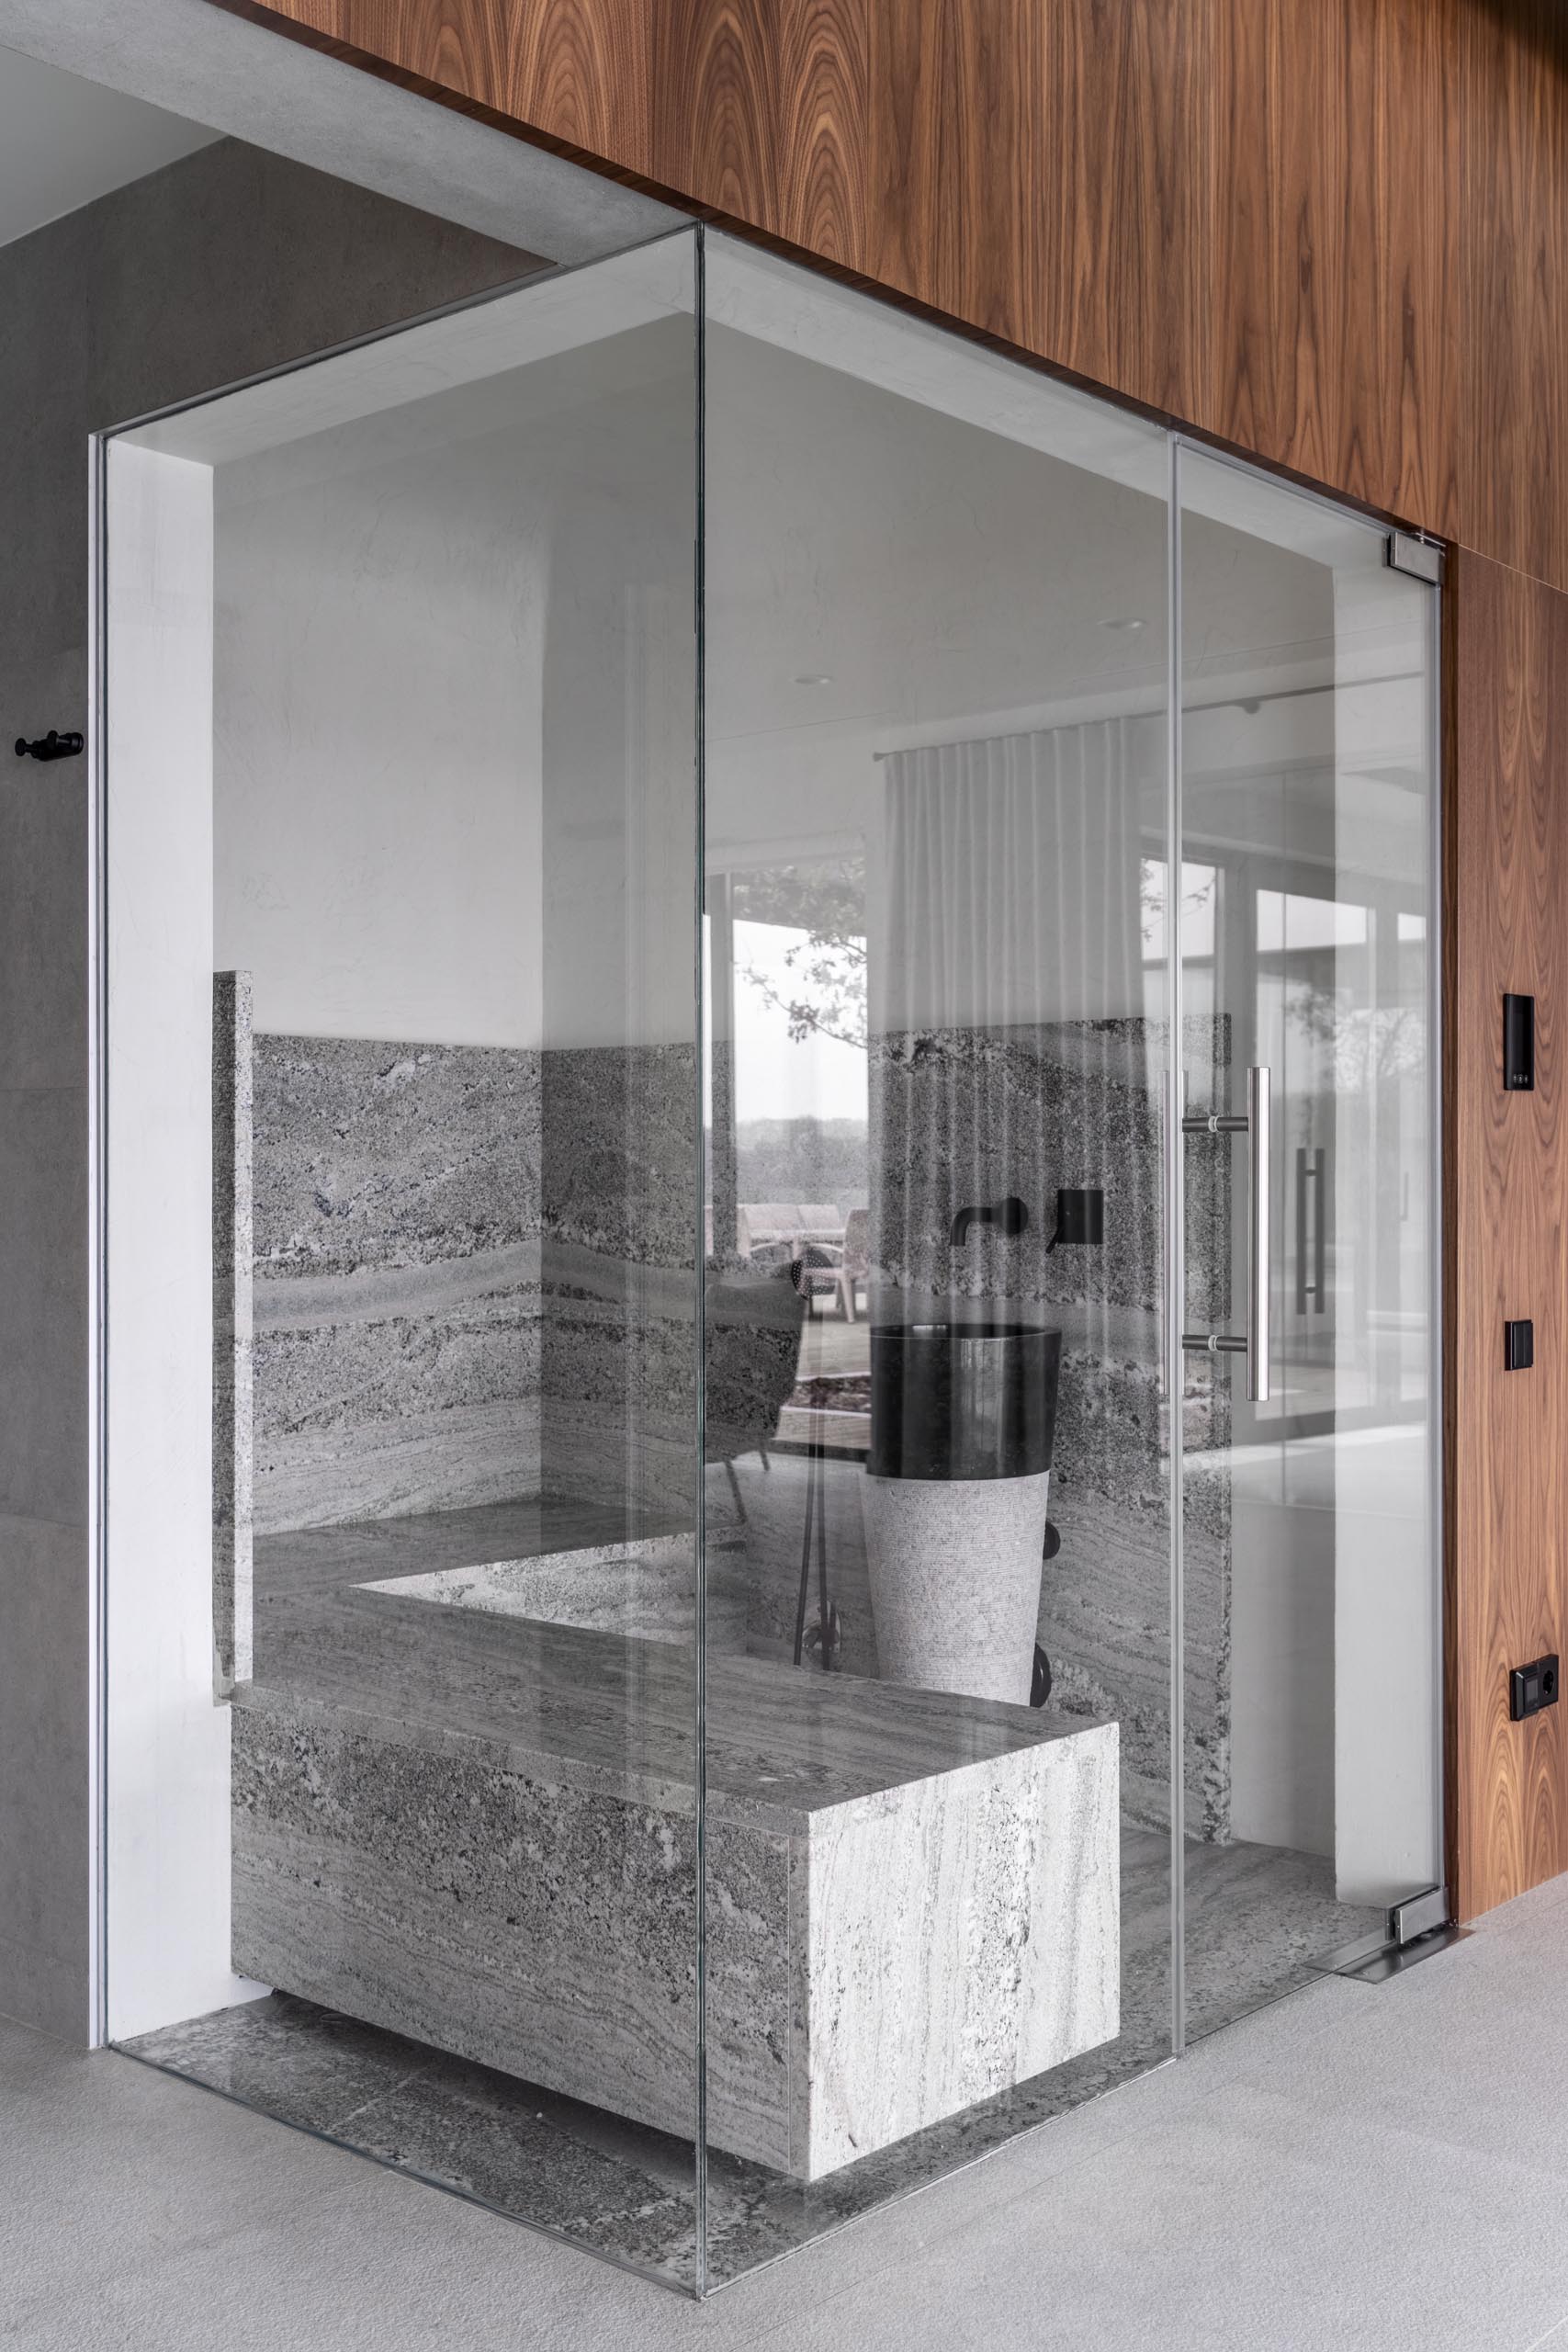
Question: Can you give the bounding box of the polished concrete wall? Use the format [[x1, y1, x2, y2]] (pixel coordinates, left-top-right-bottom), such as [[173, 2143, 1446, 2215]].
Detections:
[[0, 138, 535, 2039]]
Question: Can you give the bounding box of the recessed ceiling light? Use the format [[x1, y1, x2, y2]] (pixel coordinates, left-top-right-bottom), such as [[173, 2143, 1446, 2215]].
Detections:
[[1100, 616, 1147, 634], [794, 673, 834, 686]]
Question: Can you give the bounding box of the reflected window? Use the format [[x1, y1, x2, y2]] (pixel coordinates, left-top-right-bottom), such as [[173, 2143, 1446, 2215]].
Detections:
[[1141, 856, 1218, 1024]]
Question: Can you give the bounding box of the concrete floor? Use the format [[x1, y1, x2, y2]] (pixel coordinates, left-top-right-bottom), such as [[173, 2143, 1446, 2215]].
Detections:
[[7, 1879, 1568, 2350]]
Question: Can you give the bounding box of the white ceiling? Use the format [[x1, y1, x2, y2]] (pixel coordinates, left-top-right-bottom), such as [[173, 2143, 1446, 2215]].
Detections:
[[0, 42, 216, 248]]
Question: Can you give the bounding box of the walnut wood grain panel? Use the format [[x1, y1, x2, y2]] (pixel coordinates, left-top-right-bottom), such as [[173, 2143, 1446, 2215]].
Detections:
[[1209, 0, 1459, 532], [213, 0, 1463, 528], [1030, 0, 1209, 419], [1447, 547, 1568, 1919], [863, 0, 1205, 417], [1458, 2, 1568, 590], [654, 2, 869, 267], [216, 0, 1568, 571], [231, 0, 656, 178]]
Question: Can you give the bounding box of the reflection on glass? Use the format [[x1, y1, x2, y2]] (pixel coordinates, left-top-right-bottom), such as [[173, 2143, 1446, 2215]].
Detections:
[[99, 217, 1442, 2304], [106, 237, 706, 2289], [1141, 857, 1218, 1026], [1179, 451, 1440, 2041], [699, 233, 1173, 2277]]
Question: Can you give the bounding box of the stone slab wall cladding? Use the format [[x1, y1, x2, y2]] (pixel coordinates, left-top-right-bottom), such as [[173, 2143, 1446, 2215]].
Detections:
[[250, 1032, 544, 1532], [241, 1030, 703, 1538], [230, 1001, 1235, 1859]]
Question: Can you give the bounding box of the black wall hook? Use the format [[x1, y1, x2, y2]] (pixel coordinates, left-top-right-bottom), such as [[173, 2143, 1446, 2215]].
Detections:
[[15, 730, 84, 763]]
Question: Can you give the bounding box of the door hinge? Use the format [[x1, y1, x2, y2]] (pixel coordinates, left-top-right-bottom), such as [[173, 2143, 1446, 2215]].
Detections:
[[1390, 1884, 1450, 1945], [1385, 530, 1444, 586], [1324, 1884, 1453, 1982]]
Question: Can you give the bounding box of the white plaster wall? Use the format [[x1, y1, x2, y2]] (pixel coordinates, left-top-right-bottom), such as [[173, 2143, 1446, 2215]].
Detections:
[[213, 430, 547, 1049], [537, 476, 699, 1056], [105, 439, 263, 2036], [211, 302, 700, 1055]]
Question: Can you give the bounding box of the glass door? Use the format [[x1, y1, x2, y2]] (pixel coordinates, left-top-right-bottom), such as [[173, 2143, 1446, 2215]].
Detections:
[[1175, 446, 1442, 2038]]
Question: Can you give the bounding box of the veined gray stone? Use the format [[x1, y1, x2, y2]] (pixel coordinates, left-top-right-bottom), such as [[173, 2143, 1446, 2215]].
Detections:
[[364, 1532, 751, 1652], [231, 1588, 1118, 2179], [251, 1034, 544, 1530]]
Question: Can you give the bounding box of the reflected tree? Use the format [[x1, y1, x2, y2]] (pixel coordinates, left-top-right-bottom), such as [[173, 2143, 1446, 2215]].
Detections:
[[732, 859, 868, 1051]]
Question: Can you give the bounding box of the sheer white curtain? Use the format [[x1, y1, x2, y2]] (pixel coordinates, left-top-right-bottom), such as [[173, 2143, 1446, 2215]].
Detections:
[[877, 717, 1156, 1306], [882, 719, 1148, 1034]]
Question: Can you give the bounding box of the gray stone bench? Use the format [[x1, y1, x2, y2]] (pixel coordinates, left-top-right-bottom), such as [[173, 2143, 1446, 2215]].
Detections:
[[231, 1577, 1118, 2179]]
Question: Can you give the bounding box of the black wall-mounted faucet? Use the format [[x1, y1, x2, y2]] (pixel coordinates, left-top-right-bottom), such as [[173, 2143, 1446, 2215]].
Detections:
[[950, 1195, 1029, 1247]]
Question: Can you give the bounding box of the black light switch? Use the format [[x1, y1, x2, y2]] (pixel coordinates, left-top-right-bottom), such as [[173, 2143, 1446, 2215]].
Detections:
[[1504, 993, 1535, 1091], [1506, 1318, 1535, 1371]]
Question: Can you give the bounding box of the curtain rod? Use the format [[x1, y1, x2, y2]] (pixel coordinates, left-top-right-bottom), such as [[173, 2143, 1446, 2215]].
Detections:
[[870, 669, 1422, 758]]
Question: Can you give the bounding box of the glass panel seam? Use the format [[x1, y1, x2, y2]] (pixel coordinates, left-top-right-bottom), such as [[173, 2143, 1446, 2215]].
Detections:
[[693, 218, 710, 2302], [1166, 431, 1187, 2060], [1426, 577, 1447, 1902]]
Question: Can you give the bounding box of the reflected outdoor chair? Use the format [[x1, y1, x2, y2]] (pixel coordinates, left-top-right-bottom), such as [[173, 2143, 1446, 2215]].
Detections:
[[834, 1207, 869, 1321], [704, 1265, 807, 1521]]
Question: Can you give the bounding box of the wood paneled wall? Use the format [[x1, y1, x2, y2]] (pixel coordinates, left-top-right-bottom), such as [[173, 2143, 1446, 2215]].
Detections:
[[1447, 549, 1568, 1918], [211, 0, 1567, 577], [206, 0, 1568, 1920], [1462, 6, 1568, 591]]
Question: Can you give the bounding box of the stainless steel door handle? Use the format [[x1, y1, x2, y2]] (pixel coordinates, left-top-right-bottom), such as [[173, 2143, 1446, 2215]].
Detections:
[[1247, 1065, 1270, 1402], [1294, 1142, 1326, 1317], [1182, 1064, 1271, 1402]]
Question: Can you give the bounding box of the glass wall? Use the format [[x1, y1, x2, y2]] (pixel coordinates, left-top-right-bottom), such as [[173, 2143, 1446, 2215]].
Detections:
[[99, 222, 1440, 2298], [696, 238, 1174, 2276], [103, 236, 708, 2286]]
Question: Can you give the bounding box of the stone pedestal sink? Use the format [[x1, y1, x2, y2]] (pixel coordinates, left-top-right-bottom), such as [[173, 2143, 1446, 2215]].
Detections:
[[863, 1323, 1062, 1705]]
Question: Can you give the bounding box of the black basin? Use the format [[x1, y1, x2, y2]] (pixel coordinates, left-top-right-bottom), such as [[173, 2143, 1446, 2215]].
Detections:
[[867, 1323, 1062, 1482]]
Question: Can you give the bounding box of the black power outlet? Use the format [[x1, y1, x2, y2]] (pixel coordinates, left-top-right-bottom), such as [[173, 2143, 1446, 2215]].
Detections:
[[1510, 1654, 1560, 1722]]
